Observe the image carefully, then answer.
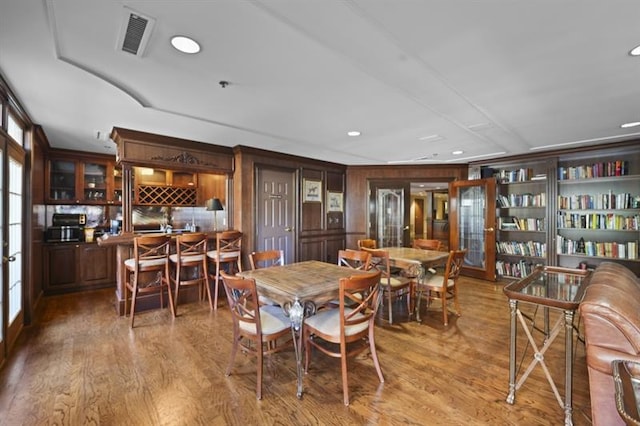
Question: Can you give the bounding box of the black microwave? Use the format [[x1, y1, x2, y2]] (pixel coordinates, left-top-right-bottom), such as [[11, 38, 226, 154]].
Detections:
[[46, 226, 82, 242]]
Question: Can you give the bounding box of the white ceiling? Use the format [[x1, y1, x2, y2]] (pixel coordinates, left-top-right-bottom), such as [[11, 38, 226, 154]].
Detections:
[[2, 1, 640, 165]]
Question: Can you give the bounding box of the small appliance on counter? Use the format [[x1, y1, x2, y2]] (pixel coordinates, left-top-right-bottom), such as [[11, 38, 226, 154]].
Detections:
[[46, 213, 86, 242]]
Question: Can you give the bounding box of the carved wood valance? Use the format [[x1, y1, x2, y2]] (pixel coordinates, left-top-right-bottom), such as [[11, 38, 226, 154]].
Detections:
[[111, 127, 234, 174]]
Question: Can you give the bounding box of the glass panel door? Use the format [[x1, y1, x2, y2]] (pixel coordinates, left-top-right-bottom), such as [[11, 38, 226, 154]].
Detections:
[[5, 142, 24, 351], [377, 188, 405, 247], [369, 181, 411, 247], [449, 178, 496, 280]]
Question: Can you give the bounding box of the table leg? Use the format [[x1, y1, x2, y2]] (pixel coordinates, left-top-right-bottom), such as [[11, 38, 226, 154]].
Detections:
[[564, 309, 575, 426], [507, 299, 517, 404], [283, 298, 316, 398]]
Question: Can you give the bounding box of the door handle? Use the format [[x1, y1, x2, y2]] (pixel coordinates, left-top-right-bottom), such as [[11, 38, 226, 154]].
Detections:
[[403, 225, 410, 231], [3, 255, 16, 263], [484, 227, 495, 232], [284, 227, 292, 232]]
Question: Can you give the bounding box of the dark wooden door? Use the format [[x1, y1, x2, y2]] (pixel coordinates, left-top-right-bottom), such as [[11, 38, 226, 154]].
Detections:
[[256, 168, 296, 263], [449, 178, 496, 281], [413, 198, 425, 238]]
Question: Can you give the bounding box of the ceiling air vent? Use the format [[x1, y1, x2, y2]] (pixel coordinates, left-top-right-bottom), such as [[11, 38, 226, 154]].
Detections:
[[116, 7, 156, 57]]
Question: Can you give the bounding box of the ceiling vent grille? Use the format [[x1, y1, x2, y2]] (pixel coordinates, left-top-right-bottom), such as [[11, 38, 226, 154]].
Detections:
[[117, 7, 155, 57]]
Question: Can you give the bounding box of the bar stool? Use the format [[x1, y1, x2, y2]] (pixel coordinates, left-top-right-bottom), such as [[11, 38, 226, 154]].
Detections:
[[169, 232, 211, 314], [124, 234, 174, 328], [207, 230, 243, 310]]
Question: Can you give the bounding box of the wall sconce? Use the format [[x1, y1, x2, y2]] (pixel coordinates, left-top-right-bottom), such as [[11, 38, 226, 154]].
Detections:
[[206, 198, 224, 231]]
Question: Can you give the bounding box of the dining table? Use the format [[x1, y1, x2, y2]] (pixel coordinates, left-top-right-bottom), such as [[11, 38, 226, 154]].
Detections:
[[237, 260, 369, 398], [380, 247, 450, 320]]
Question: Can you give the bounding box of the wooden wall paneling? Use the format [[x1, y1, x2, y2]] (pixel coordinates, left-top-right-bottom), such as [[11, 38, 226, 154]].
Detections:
[[326, 170, 345, 230], [233, 146, 347, 263], [301, 168, 324, 233], [345, 164, 468, 249], [197, 173, 227, 205], [29, 127, 48, 321]]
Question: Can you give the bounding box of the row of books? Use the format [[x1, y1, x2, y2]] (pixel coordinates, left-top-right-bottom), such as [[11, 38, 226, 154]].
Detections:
[[557, 160, 630, 180], [496, 260, 543, 279], [496, 168, 534, 183], [556, 212, 639, 230], [496, 240, 547, 257], [557, 192, 639, 210], [556, 236, 639, 259], [499, 216, 545, 231], [497, 192, 546, 207]]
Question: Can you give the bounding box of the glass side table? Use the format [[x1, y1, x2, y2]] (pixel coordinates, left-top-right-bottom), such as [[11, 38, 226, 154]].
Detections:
[[503, 266, 592, 426], [613, 360, 640, 426]]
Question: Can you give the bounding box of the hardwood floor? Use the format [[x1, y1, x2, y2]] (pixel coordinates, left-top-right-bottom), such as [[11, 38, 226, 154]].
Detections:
[[0, 276, 593, 425]]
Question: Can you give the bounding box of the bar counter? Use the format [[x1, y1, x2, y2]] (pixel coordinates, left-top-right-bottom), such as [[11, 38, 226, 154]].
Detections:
[[97, 230, 224, 315]]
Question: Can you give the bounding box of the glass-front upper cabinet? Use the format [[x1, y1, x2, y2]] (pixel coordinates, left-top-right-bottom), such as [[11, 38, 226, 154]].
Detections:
[[83, 162, 108, 203], [47, 156, 118, 205], [48, 159, 77, 202]]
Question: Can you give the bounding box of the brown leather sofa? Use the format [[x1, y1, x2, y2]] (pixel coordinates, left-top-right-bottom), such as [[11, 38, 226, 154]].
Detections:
[[579, 262, 640, 426]]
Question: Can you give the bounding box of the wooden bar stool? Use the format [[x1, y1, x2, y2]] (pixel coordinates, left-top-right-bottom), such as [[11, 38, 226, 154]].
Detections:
[[169, 232, 211, 315], [124, 234, 174, 328], [207, 230, 243, 310]]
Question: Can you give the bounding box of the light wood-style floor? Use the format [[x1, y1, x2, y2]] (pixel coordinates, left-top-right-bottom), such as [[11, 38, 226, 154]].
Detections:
[[0, 276, 593, 425]]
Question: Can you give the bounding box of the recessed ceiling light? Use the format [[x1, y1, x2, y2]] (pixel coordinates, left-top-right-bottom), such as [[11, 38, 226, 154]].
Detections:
[[621, 121, 640, 128], [452, 150, 464, 155], [347, 131, 361, 137], [630, 45, 640, 56], [171, 35, 200, 54]]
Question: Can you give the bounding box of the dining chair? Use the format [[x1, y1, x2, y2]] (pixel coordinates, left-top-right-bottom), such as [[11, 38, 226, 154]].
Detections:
[[207, 230, 243, 310], [412, 238, 443, 251], [220, 271, 292, 400], [412, 238, 445, 273], [415, 249, 467, 325], [249, 249, 284, 270], [249, 249, 284, 305], [169, 232, 211, 315], [361, 247, 412, 325], [337, 249, 371, 271], [325, 249, 373, 308], [124, 234, 175, 328], [357, 239, 377, 250], [303, 270, 384, 406]]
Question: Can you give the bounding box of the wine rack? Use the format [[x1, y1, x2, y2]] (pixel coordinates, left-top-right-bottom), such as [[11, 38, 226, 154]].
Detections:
[[136, 185, 197, 206]]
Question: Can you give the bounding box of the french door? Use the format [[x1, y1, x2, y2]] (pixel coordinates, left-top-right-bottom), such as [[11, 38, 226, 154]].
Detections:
[[0, 135, 24, 362], [449, 178, 496, 281]]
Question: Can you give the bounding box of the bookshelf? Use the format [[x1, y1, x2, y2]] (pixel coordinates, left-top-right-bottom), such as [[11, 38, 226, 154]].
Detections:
[[485, 160, 552, 279], [556, 150, 640, 275]]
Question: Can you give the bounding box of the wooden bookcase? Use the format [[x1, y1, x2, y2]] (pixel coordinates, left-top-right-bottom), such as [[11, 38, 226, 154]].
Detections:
[[555, 148, 640, 274], [477, 143, 640, 278], [483, 159, 553, 279]]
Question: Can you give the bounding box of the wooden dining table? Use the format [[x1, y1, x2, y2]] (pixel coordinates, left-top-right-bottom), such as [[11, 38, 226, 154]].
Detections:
[[380, 247, 450, 321], [381, 246, 450, 271], [237, 260, 369, 398]]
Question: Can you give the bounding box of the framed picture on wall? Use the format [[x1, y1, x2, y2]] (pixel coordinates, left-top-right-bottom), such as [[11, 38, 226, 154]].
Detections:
[[303, 179, 322, 203], [327, 191, 343, 212]]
